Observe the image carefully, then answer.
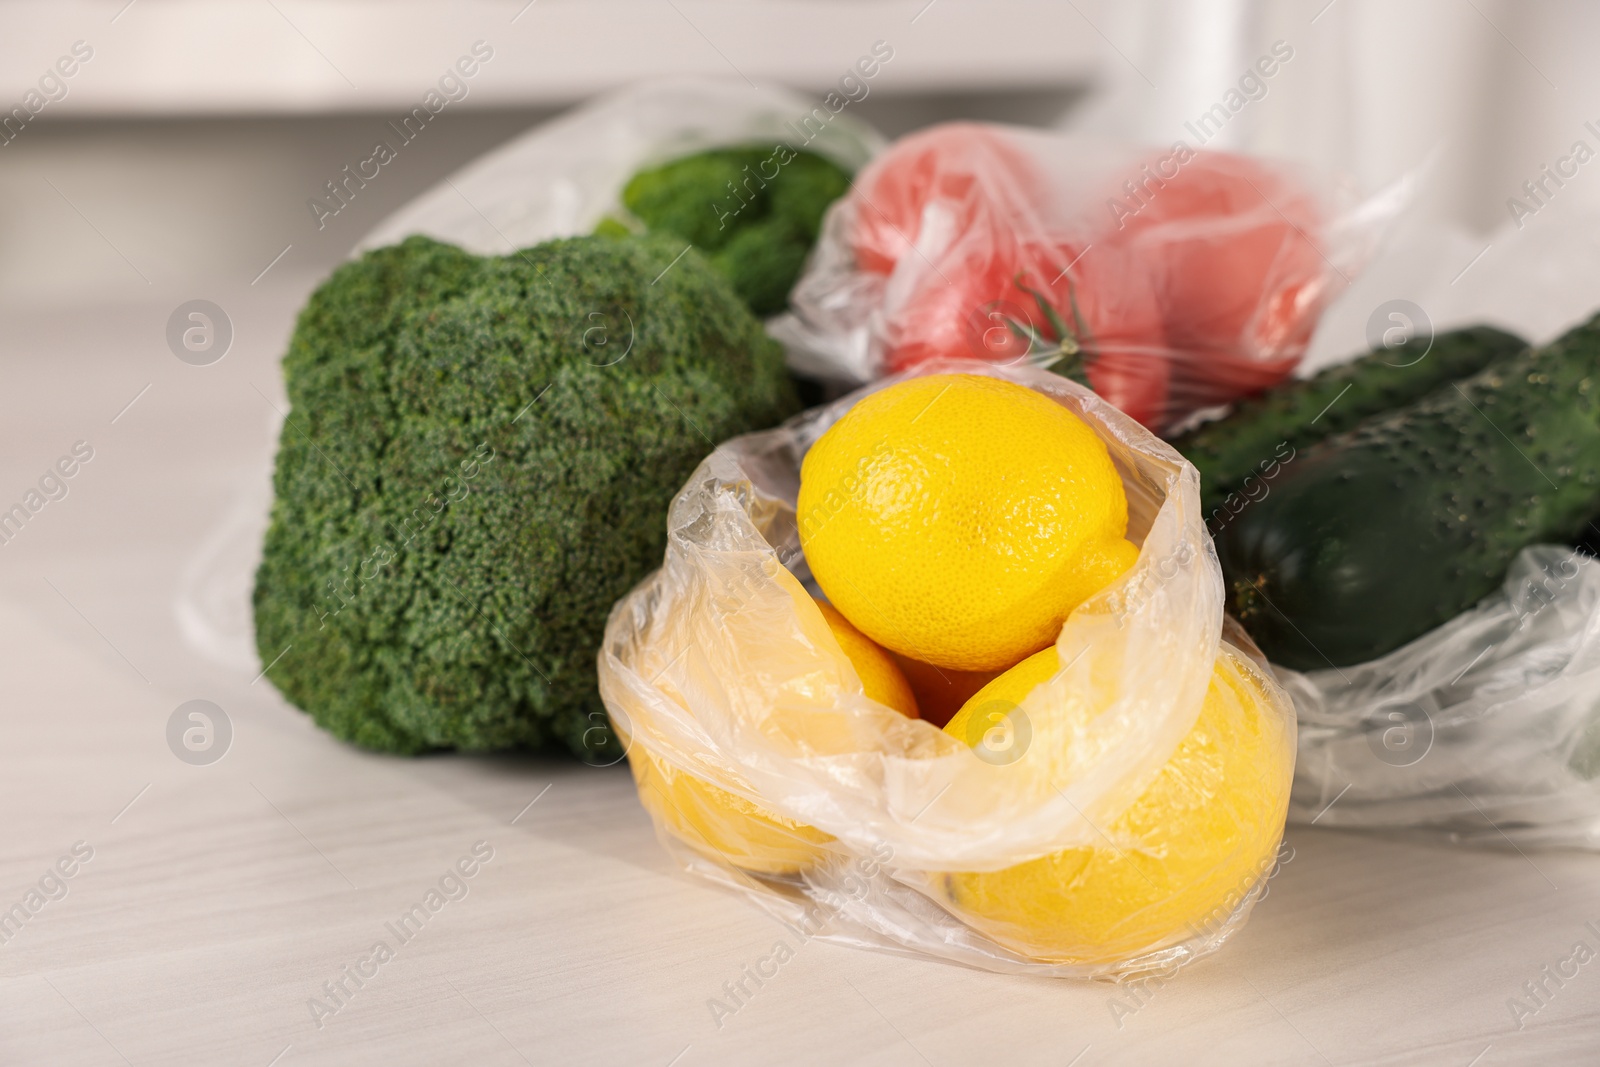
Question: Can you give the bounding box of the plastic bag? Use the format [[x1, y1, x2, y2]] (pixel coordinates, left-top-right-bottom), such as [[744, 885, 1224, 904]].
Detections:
[[1284, 546, 1600, 851], [772, 122, 1391, 432], [357, 77, 882, 261], [177, 77, 884, 671], [598, 358, 1298, 976], [1262, 206, 1600, 853]]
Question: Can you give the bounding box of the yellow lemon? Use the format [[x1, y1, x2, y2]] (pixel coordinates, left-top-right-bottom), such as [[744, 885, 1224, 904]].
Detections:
[[815, 601, 920, 718], [630, 597, 918, 876], [939, 643, 1293, 964], [798, 374, 1138, 672], [628, 753, 834, 876]]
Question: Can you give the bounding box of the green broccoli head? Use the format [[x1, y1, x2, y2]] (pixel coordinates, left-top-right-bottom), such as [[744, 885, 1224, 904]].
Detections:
[[252, 233, 801, 758], [619, 145, 852, 317]]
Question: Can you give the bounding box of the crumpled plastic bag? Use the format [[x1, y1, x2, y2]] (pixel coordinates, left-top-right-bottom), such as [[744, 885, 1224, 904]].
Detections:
[[176, 77, 883, 671], [1284, 546, 1600, 851], [772, 122, 1397, 432], [598, 359, 1298, 976]]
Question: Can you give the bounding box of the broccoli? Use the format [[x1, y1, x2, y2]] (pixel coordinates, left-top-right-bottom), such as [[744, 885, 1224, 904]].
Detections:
[[252, 233, 800, 758], [615, 146, 852, 317]]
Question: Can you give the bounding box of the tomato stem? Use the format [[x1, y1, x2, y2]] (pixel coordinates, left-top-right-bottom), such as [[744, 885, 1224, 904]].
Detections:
[[1003, 275, 1088, 383]]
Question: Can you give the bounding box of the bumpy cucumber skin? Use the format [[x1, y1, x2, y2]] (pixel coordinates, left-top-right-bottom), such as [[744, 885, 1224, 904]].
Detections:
[[1218, 317, 1600, 670], [1174, 326, 1528, 518]]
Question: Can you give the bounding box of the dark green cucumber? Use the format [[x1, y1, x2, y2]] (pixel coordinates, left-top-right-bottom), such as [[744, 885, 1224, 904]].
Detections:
[[1173, 326, 1527, 518], [1578, 517, 1600, 557], [1216, 315, 1600, 670]]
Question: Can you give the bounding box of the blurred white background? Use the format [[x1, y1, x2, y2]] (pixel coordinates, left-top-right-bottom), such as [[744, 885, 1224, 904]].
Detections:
[[5, 0, 1593, 303], [0, 0, 1094, 301]]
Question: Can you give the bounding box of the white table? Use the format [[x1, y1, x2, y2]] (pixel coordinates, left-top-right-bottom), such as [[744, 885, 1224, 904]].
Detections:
[[2, 279, 1596, 1066]]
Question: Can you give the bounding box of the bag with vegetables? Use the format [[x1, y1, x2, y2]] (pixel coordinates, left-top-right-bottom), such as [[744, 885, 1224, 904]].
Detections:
[[772, 122, 1393, 433], [599, 361, 1297, 975], [1174, 308, 1600, 850]]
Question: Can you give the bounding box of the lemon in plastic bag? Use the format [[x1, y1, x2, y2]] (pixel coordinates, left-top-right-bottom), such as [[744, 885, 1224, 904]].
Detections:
[[940, 642, 1293, 964], [628, 594, 918, 876], [812, 602, 919, 720], [601, 360, 1298, 975], [627, 752, 835, 876], [798, 374, 1139, 672]]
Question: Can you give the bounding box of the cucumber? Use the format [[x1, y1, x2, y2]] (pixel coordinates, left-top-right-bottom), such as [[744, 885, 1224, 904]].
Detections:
[[1173, 326, 1527, 518], [1216, 316, 1600, 670], [1578, 519, 1600, 557]]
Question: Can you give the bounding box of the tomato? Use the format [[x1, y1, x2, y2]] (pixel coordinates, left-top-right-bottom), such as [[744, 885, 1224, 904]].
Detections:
[[1055, 241, 1171, 428], [880, 235, 1037, 372], [850, 126, 1329, 429], [850, 123, 1044, 277], [881, 236, 1172, 428], [1111, 151, 1325, 373]]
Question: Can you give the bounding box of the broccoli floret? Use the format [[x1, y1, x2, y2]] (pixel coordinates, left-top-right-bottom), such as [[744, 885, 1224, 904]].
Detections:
[[591, 214, 636, 239], [252, 233, 800, 758], [619, 146, 851, 317], [710, 218, 812, 321]]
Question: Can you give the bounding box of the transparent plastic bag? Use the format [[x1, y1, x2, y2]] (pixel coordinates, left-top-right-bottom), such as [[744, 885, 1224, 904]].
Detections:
[[174, 405, 282, 672], [357, 77, 883, 262], [1285, 546, 1600, 851], [178, 77, 883, 670], [598, 359, 1298, 976], [772, 122, 1396, 432]]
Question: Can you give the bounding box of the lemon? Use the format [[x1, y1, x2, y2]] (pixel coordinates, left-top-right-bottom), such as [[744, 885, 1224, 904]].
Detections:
[[815, 601, 920, 718], [630, 596, 918, 876], [939, 643, 1292, 964], [628, 753, 835, 876], [798, 374, 1138, 672]]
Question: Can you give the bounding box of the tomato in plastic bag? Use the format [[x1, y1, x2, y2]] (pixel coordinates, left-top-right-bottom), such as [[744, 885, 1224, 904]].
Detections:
[[781, 121, 1376, 431]]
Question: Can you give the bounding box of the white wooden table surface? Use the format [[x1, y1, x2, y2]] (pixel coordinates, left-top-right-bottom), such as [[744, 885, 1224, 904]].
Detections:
[[2, 279, 1597, 1067]]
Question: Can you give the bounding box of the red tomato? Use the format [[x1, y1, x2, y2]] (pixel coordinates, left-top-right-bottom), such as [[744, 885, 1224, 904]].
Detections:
[[881, 237, 1173, 428], [1111, 151, 1325, 366], [852, 126, 1330, 429], [880, 234, 1038, 372], [850, 123, 1045, 277], [1054, 241, 1171, 428], [1086, 349, 1171, 429]]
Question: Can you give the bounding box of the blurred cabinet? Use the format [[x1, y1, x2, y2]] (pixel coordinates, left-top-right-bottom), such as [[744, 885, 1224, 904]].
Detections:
[[4, 0, 1100, 115]]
